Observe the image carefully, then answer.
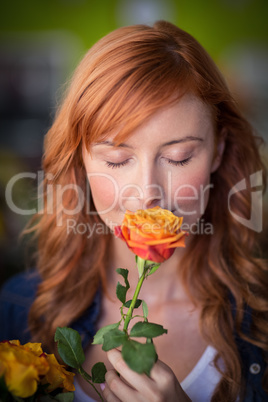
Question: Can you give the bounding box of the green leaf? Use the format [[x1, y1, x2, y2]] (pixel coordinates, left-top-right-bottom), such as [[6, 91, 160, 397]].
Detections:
[[122, 339, 157, 375], [130, 322, 167, 338], [116, 268, 130, 288], [137, 256, 146, 278], [92, 322, 120, 345], [147, 263, 160, 276], [124, 299, 142, 308], [142, 300, 148, 319], [102, 328, 127, 351], [53, 393, 74, 402], [116, 268, 130, 303], [116, 282, 128, 304], [0, 376, 9, 401], [37, 396, 54, 402], [39, 393, 74, 402], [91, 362, 107, 383], [55, 327, 85, 369]]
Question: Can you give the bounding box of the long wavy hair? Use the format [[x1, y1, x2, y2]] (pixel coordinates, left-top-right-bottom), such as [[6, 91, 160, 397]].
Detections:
[[25, 20, 268, 401]]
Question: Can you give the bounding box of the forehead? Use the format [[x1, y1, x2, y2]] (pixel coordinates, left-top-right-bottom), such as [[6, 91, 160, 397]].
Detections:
[[104, 94, 214, 145], [139, 94, 213, 129]]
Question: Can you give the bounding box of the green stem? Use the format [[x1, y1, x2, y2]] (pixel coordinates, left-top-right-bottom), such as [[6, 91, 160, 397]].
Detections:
[[78, 367, 104, 402], [123, 268, 146, 332]]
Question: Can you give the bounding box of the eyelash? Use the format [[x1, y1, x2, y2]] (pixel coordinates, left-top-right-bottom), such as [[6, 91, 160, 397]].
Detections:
[[105, 160, 130, 169], [167, 157, 192, 167], [105, 157, 192, 169]]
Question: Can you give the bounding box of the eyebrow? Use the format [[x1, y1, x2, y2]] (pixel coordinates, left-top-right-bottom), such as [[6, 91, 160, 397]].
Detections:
[[92, 136, 204, 149], [92, 141, 133, 149], [161, 136, 204, 147]]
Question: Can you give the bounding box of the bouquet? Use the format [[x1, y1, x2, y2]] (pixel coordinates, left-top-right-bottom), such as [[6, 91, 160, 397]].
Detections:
[[0, 339, 75, 401], [55, 206, 187, 401]]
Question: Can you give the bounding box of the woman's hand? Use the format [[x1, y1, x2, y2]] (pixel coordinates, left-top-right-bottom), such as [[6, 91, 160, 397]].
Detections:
[[102, 348, 192, 402]]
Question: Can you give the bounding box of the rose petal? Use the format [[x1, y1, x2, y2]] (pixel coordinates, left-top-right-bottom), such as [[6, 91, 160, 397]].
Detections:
[[114, 207, 187, 263]]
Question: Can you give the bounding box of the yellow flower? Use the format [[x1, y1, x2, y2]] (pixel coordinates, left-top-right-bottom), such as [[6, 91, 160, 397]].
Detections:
[[0, 340, 49, 398], [24, 341, 43, 356], [41, 353, 75, 392], [0, 340, 75, 398]]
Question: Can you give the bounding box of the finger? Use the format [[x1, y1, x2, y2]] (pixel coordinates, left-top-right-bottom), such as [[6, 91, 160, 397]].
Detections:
[[150, 359, 178, 387], [105, 369, 141, 402], [106, 349, 154, 394], [102, 378, 121, 402], [150, 359, 188, 399], [150, 359, 171, 381]]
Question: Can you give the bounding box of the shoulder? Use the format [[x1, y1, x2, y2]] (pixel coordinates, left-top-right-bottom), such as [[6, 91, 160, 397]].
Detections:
[[0, 270, 40, 343]]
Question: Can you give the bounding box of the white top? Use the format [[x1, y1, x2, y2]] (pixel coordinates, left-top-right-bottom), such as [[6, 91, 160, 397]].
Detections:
[[73, 345, 222, 402], [181, 345, 222, 401]]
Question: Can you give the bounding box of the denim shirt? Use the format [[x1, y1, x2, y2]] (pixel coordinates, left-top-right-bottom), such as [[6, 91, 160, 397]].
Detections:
[[0, 271, 267, 401]]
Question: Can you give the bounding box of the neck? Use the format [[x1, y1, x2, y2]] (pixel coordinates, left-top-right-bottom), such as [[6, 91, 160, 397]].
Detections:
[[107, 236, 190, 306]]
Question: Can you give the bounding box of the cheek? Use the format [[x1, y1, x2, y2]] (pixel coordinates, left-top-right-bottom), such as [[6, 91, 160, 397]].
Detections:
[[88, 175, 118, 213], [171, 170, 212, 217]]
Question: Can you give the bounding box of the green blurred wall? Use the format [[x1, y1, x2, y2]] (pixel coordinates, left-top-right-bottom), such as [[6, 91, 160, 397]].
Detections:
[[1, 0, 268, 63]]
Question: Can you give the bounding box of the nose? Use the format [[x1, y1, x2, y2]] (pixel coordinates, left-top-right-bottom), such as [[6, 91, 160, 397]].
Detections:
[[119, 160, 165, 212], [139, 162, 165, 210], [142, 183, 163, 209]]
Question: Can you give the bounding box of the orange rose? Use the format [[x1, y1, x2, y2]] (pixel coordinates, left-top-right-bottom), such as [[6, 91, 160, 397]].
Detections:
[[114, 206, 187, 263]]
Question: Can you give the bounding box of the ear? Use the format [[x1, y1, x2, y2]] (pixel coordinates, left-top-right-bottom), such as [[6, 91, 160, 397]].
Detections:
[[211, 129, 226, 173]]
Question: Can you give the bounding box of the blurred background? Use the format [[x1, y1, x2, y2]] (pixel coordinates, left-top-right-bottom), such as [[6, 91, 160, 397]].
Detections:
[[0, 0, 268, 286]]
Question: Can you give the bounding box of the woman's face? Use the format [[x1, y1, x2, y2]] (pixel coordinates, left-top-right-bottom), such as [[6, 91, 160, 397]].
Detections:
[[82, 94, 223, 232]]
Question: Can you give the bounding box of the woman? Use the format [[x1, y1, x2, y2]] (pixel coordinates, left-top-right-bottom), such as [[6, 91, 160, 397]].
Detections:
[[1, 20, 268, 401]]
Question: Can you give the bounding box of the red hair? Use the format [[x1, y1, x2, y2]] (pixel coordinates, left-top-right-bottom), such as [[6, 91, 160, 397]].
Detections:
[[24, 21, 268, 401]]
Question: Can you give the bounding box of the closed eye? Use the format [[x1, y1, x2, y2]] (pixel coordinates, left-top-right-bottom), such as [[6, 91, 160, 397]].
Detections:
[[105, 159, 130, 169], [167, 157, 192, 166]]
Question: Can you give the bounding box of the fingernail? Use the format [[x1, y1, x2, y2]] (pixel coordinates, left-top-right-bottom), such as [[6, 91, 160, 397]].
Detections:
[[100, 383, 105, 391]]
